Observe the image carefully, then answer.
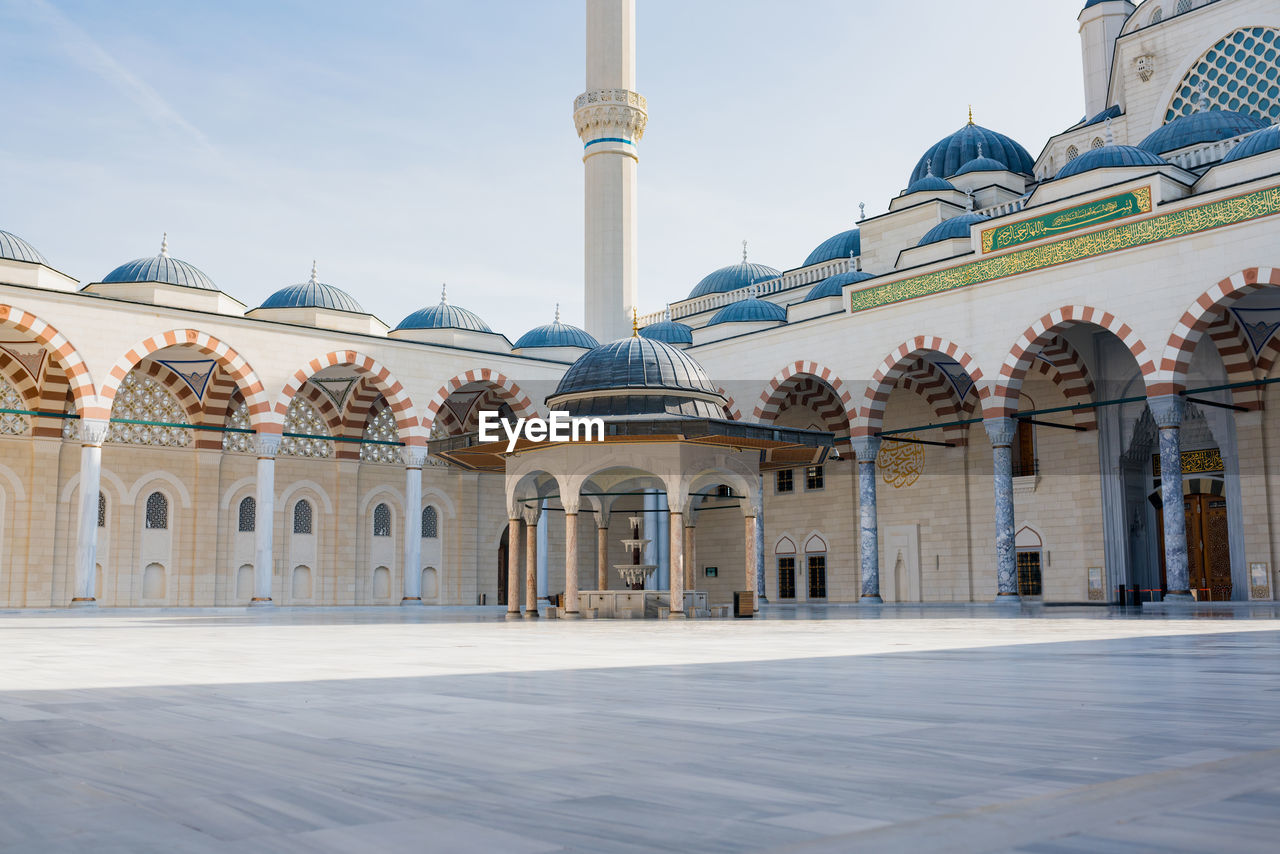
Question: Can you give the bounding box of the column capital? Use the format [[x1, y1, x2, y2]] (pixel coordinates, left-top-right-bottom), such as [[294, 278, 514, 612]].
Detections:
[[401, 446, 430, 469], [850, 436, 882, 462], [521, 504, 541, 526], [983, 417, 1018, 448], [79, 418, 110, 447], [1148, 394, 1185, 429], [254, 433, 283, 458]]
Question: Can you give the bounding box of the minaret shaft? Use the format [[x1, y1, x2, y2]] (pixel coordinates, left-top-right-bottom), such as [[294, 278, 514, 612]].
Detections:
[[576, 0, 645, 343]]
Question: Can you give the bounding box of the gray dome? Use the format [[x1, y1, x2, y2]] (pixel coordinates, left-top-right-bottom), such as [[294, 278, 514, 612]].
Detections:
[[0, 230, 49, 265], [1139, 109, 1268, 154], [1222, 125, 1280, 163], [639, 319, 694, 345], [395, 286, 492, 332], [803, 229, 861, 267], [547, 336, 726, 419], [688, 258, 782, 299], [1056, 144, 1167, 179], [910, 122, 1035, 183], [102, 237, 217, 291], [805, 270, 874, 302], [918, 213, 989, 247], [706, 297, 787, 326], [514, 307, 598, 349], [260, 263, 366, 313]]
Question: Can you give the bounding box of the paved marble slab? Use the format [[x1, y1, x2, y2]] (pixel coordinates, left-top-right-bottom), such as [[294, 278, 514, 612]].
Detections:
[[0, 605, 1276, 852]]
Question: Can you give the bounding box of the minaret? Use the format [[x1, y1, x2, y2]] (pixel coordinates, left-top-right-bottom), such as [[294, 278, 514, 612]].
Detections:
[[1077, 1, 1135, 118], [574, 0, 647, 343]]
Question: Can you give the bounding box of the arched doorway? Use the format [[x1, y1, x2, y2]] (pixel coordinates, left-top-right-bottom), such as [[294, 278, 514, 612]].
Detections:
[[1154, 479, 1231, 601]]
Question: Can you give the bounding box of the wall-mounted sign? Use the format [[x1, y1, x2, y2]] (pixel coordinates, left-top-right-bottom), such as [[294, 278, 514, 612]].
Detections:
[[1152, 448, 1224, 477], [981, 187, 1152, 253], [1088, 567, 1104, 601], [1250, 562, 1271, 600], [878, 434, 924, 489]]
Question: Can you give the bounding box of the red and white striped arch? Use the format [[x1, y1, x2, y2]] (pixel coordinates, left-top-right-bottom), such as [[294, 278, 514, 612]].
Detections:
[[0, 304, 94, 418], [422, 369, 536, 437], [1156, 268, 1280, 397], [273, 350, 423, 444], [992, 306, 1152, 417], [857, 338, 984, 438], [754, 361, 854, 430], [716, 387, 742, 421], [99, 330, 268, 427], [895, 357, 972, 445]]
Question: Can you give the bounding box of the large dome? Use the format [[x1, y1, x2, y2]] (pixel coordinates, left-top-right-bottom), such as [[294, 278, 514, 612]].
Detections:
[[802, 228, 861, 267], [547, 336, 726, 419], [1056, 144, 1168, 179], [1138, 109, 1269, 154], [0, 230, 49, 265], [688, 259, 781, 299], [260, 263, 366, 313], [909, 122, 1035, 184], [395, 286, 491, 333], [514, 307, 598, 349], [102, 236, 216, 291]]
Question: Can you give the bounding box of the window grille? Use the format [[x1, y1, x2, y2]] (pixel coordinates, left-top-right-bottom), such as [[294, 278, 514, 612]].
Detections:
[[778, 557, 796, 599], [0, 380, 29, 435], [1150, 7, 1163, 24], [279, 398, 332, 458], [293, 499, 313, 534], [422, 505, 438, 539], [145, 492, 168, 530], [807, 555, 827, 599], [805, 466, 824, 491], [97, 492, 106, 528], [1175, 0, 1191, 14], [373, 503, 392, 537], [1017, 550, 1043, 597], [360, 406, 400, 464], [775, 469, 794, 494], [1066, 145, 1079, 161], [107, 372, 191, 447], [1091, 137, 1105, 150], [238, 496, 256, 532], [1166, 27, 1280, 125], [222, 401, 252, 453]]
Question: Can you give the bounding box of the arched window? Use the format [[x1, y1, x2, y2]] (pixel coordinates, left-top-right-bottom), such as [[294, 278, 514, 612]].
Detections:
[[293, 499, 313, 535], [373, 503, 391, 537], [107, 372, 191, 447], [145, 492, 168, 530], [1149, 7, 1163, 25], [1165, 27, 1280, 124], [421, 505, 438, 539], [805, 534, 827, 600], [1175, 0, 1191, 14], [238, 496, 256, 532], [279, 397, 333, 458], [1066, 145, 1079, 161], [97, 492, 106, 528], [360, 405, 400, 464], [1091, 137, 1105, 150], [0, 379, 29, 435]]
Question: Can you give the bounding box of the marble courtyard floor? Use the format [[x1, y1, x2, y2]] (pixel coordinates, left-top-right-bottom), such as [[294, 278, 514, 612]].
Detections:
[[1, 605, 1278, 853]]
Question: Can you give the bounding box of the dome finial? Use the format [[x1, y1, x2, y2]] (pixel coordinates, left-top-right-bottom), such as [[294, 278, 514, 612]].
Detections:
[[555, 303, 561, 323], [632, 307, 639, 337], [968, 105, 974, 126], [159, 233, 169, 258], [440, 283, 448, 305], [1105, 116, 1114, 146], [309, 260, 318, 285], [742, 239, 748, 263], [977, 142, 984, 158], [966, 190, 975, 212]]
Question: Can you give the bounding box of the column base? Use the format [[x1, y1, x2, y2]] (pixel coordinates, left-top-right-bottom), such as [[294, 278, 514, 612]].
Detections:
[[560, 611, 582, 620], [248, 598, 273, 607], [1163, 590, 1195, 603], [523, 609, 540, 619], [995, 593, 1021, 604], [69, 598, 97, 609], [859, 595, 883, 604], [400, 597, 423, 606], [667, 610, 686, 620], [504, 610, 524, 621]]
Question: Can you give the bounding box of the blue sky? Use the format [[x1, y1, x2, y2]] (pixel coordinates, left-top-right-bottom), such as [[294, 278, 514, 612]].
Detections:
[[1, 0, 1089, 338]]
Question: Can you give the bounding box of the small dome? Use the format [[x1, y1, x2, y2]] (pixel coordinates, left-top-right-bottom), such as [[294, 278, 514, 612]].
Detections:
[[917, 213, 990, 247], [688, 252, 782, 299], [903, 173, 957, 195], [259, 262, 366, 313], [706, 297, 787, 326], [1222, 125, 1280, 163], [910, 121, 1035, 184], [954, 154, 1008, 176], [102, 236, 217, 291], [804, 270, 874, 302], [639, 319, 693, 345], [1138, 109, 1269, 154], [802, 228, 861, 267], [395, 285, 492, 333], [547, 336, 725, 419], [1080, 105, 1123, 128], [514, 306, 599, 349], [0, 230, 49, 265], [1056, 144, 1168, 179]]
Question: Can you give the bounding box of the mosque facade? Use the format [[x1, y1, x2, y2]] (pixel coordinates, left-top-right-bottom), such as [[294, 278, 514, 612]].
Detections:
[[2, 0, 1280, 611]]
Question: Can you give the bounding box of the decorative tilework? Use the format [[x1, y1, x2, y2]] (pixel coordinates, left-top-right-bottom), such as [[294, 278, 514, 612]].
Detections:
[[981, 188, 1151, 253], [850, 185, 1280, 314]]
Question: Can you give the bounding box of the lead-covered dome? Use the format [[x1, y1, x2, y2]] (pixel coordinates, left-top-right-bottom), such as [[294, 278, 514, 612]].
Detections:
[[918, 213, 989, 246], [688, 254, 782, 299], [910, 121, 1035, 184], [547, 336, 726, 419], [1056, 144, 1168, 179], [102, 236, 217, 290], [260, 262, 366, 313], [639, 319, 693, 345], [0, 230, 49, 265], [1222, 125, 1280, 163], [514, 307, 598, 349], [802, 228, 861, 267], [804, 269, 874, 301], [1138, 109, 1268, 154], [706, 297, 787, 326], [395, 285, 491, 332]]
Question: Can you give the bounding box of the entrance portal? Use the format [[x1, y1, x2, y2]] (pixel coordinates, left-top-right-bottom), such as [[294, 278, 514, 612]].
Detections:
[[1158, 492, 1232, 601]]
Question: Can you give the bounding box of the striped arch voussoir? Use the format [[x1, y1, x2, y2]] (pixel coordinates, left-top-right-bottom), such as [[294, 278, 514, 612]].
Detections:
[[858, 338, 983, 436], [1157, 267, 1279, 397], [0, 304, 95, 417], [275, 350, 423, 445], [716, 387, 742, 421], [753, 361, 853, 426], [423, 369, 536, 435]]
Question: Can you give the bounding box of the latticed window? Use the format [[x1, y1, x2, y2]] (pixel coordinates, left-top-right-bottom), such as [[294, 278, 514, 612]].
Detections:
[[238, 496, 256, 532], [1166, 27, 1280, 124], [807, 555, 827, 599], [360, 406, 400, 463], [1017, 551, 1043, 597], [775, 469, 794, 494], [145, 491, 168, 529], [1149, 7, 1163, 25], [106, 372, 191, 447], [373, 503, 391, 537], [805, 466, 824, 491], [1091, 137, 1105, 150], [1065, 145, 1079, 161], [1175, 0, 1192, 14], [222, 400, 252, 453], [97, 492, 106, 528], [293, 500, 313, 534], [778, 556, 796, 599], [0, 379, 29, 436], [421, 505, 438, 539], [279, 398, 332, 458]]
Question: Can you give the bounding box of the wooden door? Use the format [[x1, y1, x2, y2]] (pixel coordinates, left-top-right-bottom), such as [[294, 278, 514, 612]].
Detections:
[[1158, 494, 1232, 600]]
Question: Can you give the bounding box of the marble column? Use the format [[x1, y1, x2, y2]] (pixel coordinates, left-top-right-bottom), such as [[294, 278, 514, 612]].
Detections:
[[754, 475, 766, 605], [71, 418, 109, 607], [563, 509, 581, 618], [984, 418, 1019, 601], [596, 523, 609, 590], [1150, 395, 1193, 602], [537, 500, 549, 606], [657, 492, 670, 591], [401, 449, 426, 605], [506, 517, 522, 619], [252, 434, 281, 606], [851, 437, 883, 604], [684, 519, 696, 591], [668, 511, 685, 618], [744, 514, 757, 609], [642, 489, 658, 590], [524, 512, 539, 618]]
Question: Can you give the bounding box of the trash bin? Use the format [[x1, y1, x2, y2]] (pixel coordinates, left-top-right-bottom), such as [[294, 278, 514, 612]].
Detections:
[[1115, 585, 1127, 606], [734, 591, 754, 618]]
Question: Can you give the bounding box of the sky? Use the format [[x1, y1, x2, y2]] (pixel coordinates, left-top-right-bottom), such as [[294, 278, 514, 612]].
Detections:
[[0, 0, 1096, 339]]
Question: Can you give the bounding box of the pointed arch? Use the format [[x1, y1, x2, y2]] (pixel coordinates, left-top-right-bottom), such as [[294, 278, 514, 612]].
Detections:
[[422, 369, 536, 436], [274, 350, 423, 445], [755, 361, 853, 425], [895, 357, 972, 445], [98, 330, 268, 427], [857, 337, 985, 438], [716, 387, 742, 421], [0, 304, 94, 417]]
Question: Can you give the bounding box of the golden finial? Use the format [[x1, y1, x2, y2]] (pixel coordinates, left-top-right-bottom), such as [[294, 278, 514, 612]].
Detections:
[[968, 105, 974, 126], [632, 307, 639, 337]]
